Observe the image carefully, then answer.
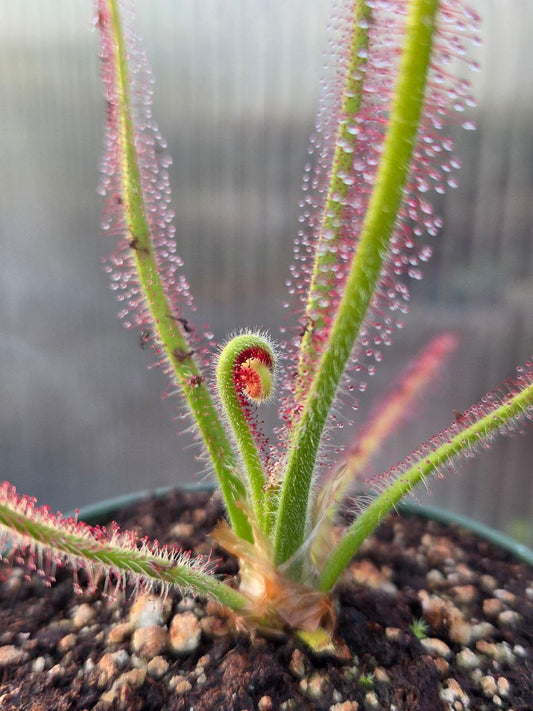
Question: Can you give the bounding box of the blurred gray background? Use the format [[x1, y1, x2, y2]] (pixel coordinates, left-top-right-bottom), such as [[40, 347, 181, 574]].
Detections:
[[1, 1, 532, 543]]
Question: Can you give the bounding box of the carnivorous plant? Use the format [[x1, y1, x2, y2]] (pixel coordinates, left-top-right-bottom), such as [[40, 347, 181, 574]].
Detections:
[[1, 0, 532, 651]]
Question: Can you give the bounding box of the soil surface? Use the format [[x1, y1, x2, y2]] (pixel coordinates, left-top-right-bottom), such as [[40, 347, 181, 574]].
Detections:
[[0, 490, 531, 711]]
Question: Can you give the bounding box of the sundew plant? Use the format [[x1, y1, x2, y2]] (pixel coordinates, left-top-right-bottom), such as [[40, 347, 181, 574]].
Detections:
[[1, 0, 532, 650]]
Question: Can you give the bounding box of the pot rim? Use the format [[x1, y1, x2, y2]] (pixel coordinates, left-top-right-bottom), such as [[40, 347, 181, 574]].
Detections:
[[74, 484, 533, 567]]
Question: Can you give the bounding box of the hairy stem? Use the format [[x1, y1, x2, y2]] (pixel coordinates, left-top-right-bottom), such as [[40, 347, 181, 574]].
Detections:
[[295, 0, 371, 400], [318, 378, 533, 591], [216, 334, 275, 529], [275, 0, 440, 568], [263, 481, 280, 539], [0, 501, 248, 610], [105, 0, 250, 541]]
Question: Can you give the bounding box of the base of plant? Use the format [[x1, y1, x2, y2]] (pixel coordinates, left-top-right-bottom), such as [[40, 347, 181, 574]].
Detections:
[[211, 516, 341, 656], [0, 489, 531, 710]]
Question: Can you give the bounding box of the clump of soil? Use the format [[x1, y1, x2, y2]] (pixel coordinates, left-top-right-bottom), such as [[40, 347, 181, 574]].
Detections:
[[0, 489, 531, 710]]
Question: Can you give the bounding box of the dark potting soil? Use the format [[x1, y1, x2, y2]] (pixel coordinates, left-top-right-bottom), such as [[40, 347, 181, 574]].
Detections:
[[0, 489, 531, 711]]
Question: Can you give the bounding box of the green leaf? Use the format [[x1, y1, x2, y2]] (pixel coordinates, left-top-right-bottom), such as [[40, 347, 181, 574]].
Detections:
[[275, 0, 441, 570], [101, 0, 251, 540], [317, 375, 533, 591]]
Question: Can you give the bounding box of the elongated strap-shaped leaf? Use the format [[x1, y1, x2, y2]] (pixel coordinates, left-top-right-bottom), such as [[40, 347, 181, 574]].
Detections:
[[318, 372, 533, 591], [0, 483, 247, 610], [294, 0, 372, 401], [274, 0, 441, 569], [99, 0, 251, 540]]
